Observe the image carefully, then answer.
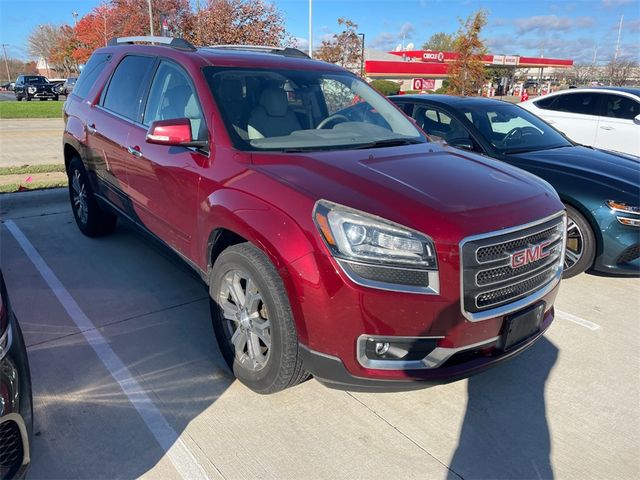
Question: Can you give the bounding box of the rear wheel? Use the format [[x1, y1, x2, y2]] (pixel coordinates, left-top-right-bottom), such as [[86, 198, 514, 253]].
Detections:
[[563, 204, 596, 278], [68, 157, 117, 237], [209, 243, 308, 394]]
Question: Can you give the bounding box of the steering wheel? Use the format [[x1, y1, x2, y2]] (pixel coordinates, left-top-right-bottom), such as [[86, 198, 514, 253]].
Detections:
[[500, 126, 542, 147], [316, 114, 349, 129]]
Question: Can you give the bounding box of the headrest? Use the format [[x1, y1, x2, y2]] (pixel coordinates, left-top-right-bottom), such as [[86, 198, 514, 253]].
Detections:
[[219, 78, 243, 102], [259, 87, 288, 117]]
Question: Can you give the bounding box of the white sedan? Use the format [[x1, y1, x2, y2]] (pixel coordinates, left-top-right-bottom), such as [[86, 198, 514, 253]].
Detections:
[[520, 87, 640, 157]]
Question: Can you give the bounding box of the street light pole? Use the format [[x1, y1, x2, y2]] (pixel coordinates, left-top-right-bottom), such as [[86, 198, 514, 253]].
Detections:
[[72, 11, 78, 27], [148, 0, 155, 37], [308, 0, 313, 58], [0, 44, 11, 83], [358, 33, 365, 77]]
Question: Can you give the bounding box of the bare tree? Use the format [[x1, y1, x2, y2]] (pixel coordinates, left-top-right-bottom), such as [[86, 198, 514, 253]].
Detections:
[[606, 58, 637, 86], [27, 24, 60, 74], [315, 18, 362, 73]]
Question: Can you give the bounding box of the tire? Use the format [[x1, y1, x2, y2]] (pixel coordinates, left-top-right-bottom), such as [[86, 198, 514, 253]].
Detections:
[[67, 156, 117, 237], [25, 95, 31, 101], [53, 95, 59, 101], [209, 243, 308, 394], [563, 204, 596, 278], [16, 95, 22, 101]]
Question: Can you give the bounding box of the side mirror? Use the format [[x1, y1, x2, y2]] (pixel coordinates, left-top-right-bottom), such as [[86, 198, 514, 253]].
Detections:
[[146, 118, 208, 148], [634, 114, 640, 125]]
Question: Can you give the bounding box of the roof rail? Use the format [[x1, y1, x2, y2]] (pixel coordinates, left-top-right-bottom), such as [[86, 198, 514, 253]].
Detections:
[[207, 45, 310, 59], [107, 36, 196, 52]]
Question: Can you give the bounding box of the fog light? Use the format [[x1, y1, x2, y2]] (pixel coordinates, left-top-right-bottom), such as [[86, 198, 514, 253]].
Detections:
[[375, 342, 390, 356]]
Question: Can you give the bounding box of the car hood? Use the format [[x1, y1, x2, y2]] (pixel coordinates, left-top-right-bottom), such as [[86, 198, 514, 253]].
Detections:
[[508, 145, 640, 197], [251, 143, 563, 242]]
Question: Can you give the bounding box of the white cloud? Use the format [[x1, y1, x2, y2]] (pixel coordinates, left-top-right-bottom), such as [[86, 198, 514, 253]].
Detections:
[[514, 15, 594, 34], [602, 0, 634, 7]]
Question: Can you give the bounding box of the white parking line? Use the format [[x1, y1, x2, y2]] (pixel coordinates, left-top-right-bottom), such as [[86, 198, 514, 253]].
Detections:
[[556, 309, 601, 331], [5, 220, 212, 480]]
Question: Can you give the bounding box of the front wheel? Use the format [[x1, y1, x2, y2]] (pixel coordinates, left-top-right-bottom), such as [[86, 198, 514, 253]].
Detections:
[[25, 95, 31, 101], [67, 157, 117, 237], [209, 243, 308, 394], [563, 204, 596, 278]]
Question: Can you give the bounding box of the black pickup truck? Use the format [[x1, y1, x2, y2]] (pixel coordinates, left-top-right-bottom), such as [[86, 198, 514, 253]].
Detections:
[[14, 75, 59, 101]]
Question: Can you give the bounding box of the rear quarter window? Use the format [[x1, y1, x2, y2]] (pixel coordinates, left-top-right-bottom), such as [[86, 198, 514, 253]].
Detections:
[[73, 53, 112, 100]]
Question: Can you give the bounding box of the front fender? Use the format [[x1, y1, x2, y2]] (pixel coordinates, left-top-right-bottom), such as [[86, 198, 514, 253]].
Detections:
[[198, 189, 318, 343]]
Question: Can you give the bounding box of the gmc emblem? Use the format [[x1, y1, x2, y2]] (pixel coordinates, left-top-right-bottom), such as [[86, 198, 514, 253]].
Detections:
[[510, 241, 551, 268]]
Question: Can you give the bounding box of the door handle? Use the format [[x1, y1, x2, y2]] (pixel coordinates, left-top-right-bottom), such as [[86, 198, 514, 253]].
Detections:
[[86, 124, 97, 134], [599, 125, 614, 131], [127, 146, 142, 157]]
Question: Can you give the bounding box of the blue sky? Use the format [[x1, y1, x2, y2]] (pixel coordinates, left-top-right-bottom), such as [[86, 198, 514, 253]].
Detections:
[[1, 0, 639, 63]]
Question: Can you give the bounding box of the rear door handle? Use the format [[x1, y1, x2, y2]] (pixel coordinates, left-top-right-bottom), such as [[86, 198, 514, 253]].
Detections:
[[127, 146, 142, 158], [599, 125, 614, 131], [86, 124, 97, 134]]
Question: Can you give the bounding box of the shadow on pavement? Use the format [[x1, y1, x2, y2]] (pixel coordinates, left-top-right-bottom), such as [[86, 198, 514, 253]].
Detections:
[[448, 336, 558, 479]]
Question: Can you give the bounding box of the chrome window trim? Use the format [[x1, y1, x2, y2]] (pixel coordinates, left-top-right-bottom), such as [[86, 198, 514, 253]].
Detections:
[[356, 334, 499, 370], [337, 259, 440, 295], [459, 210, 566, 322]]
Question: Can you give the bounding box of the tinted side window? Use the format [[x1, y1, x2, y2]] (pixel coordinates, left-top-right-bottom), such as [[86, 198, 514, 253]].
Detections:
[[537, 92, 599, 116], [603, 94, 640, 120], [73, 53, 112, 100], [102, 55, 155, 121], [142, 61, 205, 140], [412, 106, 472, 144]]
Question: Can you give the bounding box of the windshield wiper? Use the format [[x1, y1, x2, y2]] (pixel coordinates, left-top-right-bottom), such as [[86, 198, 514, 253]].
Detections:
[[352, 138, 424, 150]]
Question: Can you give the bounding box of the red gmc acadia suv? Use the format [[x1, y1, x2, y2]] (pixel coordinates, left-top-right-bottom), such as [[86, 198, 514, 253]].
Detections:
[[62, 37, 566, 393]]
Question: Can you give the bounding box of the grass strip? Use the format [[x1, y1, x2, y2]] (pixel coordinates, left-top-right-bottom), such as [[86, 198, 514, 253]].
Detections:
[[0, 100, 64, 119], [0, 164, 65, 175], [0, 179, 67, 194]]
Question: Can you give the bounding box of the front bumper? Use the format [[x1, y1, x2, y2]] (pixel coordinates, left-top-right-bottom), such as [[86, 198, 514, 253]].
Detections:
[[0, 312, 32, 479], [591, 206, 640, 275], [300, 308, 553, 392]]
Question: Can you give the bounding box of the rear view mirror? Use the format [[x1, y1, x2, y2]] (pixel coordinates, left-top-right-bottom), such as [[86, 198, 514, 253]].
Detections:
[[146, 118, 208, 148]]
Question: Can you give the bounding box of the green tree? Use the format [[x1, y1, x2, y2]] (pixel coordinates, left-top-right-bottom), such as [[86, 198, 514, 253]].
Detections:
[[447, 10, 488, 95], [421, 32, 455, 52]]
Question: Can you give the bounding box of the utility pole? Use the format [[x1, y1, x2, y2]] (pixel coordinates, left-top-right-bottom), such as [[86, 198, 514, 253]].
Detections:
[[308, 0, 312, 58], [0, 44, 11, 82], [614, 15, 623, 61], [358, 33, 365, 77], [148, 0, 155, 37]]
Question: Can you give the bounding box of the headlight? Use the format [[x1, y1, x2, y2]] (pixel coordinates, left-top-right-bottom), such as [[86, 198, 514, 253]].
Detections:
[[607, 200, 640, 215], [314, 200, 439, 294], [27, 86, 36, 93]]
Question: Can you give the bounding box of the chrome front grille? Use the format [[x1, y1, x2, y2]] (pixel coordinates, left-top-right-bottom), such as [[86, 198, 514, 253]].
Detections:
[[460, 212, 566, 321]]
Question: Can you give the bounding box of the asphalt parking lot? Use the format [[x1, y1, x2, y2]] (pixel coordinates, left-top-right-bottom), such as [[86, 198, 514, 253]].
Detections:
[[0, 188, 638, 479]]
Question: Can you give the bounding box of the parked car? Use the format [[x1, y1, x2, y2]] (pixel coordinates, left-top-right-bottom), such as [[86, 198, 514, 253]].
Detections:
[[520, 87, 640, 157], [0, 82, 13, 91], [0, 271, 32, 479], [391, 94, 640, 277], [60, 77, 77, 96], [13, 75, 58, 101], [63, 37, 566, 393]]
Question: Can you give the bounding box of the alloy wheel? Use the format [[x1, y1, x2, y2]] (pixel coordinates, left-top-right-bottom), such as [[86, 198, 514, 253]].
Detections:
[[71, 170, 88, 225], [218, 269, 271, 372], [564, 217, 584, 270]]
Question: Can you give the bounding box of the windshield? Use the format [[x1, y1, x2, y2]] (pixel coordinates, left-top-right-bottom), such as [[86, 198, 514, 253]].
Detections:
[[204, 66, 425, 152], [461, 103, 572, 154], [24, 76, 48, 84]]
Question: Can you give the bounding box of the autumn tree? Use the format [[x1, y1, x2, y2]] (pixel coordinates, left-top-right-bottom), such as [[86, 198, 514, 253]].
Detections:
[[50, 25, 80, 76], [186, 0, 290, 47], [315, 18, 362, 73], [447, 10, 488, 95], [421, 32, 455, 52]]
